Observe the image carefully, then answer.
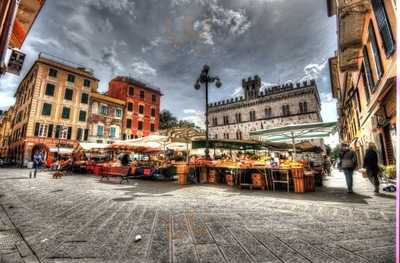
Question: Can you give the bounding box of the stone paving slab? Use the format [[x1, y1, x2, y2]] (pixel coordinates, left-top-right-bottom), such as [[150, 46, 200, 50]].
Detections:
[[0, 168, 396, 263]]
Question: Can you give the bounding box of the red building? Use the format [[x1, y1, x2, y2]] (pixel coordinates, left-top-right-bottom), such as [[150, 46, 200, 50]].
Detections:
[[107, 76, 162, 139]]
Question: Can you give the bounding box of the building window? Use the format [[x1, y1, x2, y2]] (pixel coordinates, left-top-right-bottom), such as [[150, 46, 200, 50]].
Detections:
[[139, 105, 144, 114], [265, 108, 272, 118], [223, 116, 229, 125], [128, 86, 134, 96], [371, 0, 395, 57], [77, 128, 83, 141], [223, 133, 230, 139], [64, 88, 73, 100], [83, 79, 91, 87], [126, 119, 132, 128], [35, 123, 47, 137], [249, 111, 256, 121], [79, 110, 87, 122], [151, 123, 155, 132], [49, 68, 58, 78], [62, 107, 70, 119], [138, 121, 143, 130], [140, 90, 145, 99], [81, 93, 89, 104], [363, 47, 374, 93], [42, 103, 52, 116], [152, 94, 156, 102], [127, 102, 133, 111], [109, 127, 116, 138], [235, 113, 242, 123], [236, 131, 242, 140], [212, 117, 218, 126], [299, 102, 308, 113], [97, 125, 104, 137], [116, 108, 122, 118], [100, 105, 108, 115], [361, 65, 371, 103], [368, 22, 384, 82], [282, 105, 290, 116], [151, 108, 155, 117], [45, 83, 55, 96], [67, 74, 75, 83]]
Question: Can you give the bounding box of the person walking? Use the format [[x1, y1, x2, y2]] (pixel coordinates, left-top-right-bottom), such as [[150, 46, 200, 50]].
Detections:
[[31, 151, 43, 178], [339, 144, 358, 193], [363, 142, 380, 193]]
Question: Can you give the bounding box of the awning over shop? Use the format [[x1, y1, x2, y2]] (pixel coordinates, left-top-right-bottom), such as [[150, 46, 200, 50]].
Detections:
[[250, 122, 337, 155], [250, 122, 337, 142], [79, 143, 109, 151], [49, 147, 73, 154]]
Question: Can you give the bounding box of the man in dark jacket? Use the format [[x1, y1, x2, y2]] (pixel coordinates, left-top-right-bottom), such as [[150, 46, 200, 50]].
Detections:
[[339, 143, 357, 193], [363, 142, 380, 193]]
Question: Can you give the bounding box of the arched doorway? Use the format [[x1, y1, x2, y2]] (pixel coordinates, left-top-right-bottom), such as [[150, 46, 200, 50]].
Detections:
[[31, 144, 49, 161]]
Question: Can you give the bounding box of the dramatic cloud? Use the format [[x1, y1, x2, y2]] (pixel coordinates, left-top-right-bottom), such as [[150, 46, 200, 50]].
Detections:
[[130, 58, 157, 77], [300, 61, 327, 82], [1, 0, 337, 122]]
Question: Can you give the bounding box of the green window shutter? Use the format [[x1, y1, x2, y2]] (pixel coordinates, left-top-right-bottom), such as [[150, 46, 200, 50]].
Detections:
[[77, 128, 82, 141], [64, 89, 73, 100], [42, 103, 52, 116], [363, 47, 374, 92], [67, 127, 72, 140], [371, 0, 395, 57], [81, 93, 89, 104], [45, 83, 55, 96], [368, 23, 383, 79], [34, 123, 40, 136], [47, 124, 53, 138], [79, 111, 87, 122], [55, 125, 61, 138]]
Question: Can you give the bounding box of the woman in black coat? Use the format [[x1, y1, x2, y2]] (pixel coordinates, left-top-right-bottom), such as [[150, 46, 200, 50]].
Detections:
[[363, 142, 380, 193]]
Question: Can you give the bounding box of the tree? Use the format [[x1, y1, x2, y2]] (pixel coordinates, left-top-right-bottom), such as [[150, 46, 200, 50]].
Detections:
[[159, 110, 177, 130], [159, 110, 200, 130], [325, 144, 332, 156], [331, 144, 341, 160]]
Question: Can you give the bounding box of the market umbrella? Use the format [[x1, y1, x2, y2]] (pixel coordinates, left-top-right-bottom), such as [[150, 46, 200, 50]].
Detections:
[[250, 122, 337, 156]]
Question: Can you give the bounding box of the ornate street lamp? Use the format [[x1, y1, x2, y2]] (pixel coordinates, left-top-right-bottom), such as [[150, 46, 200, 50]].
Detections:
[[194, 64, 222, 159]]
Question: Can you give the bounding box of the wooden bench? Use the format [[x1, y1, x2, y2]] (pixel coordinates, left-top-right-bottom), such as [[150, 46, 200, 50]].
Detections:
[[101, 166, 130, 183]]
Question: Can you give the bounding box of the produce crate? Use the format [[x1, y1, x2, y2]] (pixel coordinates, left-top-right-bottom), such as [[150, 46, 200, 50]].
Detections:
[[291, 168, 305, 193], [304, 171, 315, 192], [208, 168, 220, 184], [175, 162, 188, 185], [225, 173, 234, 186], [251, 173, 266, 190], [199, 167, 208, 183]]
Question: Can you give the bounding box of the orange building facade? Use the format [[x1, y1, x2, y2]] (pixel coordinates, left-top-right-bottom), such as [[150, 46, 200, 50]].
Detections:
[[7, 54, 98, 165], [328, 0, 396, 165], [107, 76, 162, 139]]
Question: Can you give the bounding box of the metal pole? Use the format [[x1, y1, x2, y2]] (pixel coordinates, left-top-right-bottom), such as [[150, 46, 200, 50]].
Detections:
[[205, 79, 209, 159], [291, 131, 296, 160]]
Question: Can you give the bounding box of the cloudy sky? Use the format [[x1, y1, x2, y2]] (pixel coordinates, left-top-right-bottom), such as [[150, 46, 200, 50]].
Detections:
[[0, 0, 338, 129]]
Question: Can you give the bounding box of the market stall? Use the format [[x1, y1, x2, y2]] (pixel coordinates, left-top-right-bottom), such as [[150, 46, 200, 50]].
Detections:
[[250, 122, 337, 190]]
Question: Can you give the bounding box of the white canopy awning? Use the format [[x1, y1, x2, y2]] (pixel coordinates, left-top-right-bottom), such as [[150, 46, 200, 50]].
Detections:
[[49, 147, 74, 154], [78, 143, 109, 150]]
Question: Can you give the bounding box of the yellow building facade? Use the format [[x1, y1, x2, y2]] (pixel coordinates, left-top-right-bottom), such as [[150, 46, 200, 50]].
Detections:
[[328, 0, 396, 165], [8, 54, 98, 165]]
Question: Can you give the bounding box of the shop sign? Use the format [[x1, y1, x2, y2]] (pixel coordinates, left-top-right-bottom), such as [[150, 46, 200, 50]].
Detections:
[[6, 49, 25, 75]]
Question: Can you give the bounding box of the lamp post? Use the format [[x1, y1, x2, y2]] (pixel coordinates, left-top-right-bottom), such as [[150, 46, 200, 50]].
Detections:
[[194, 65, 222, 159]]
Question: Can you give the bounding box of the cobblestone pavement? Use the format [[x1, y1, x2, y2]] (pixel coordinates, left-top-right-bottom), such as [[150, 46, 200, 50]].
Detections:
[[0, 168, 395, 263]]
